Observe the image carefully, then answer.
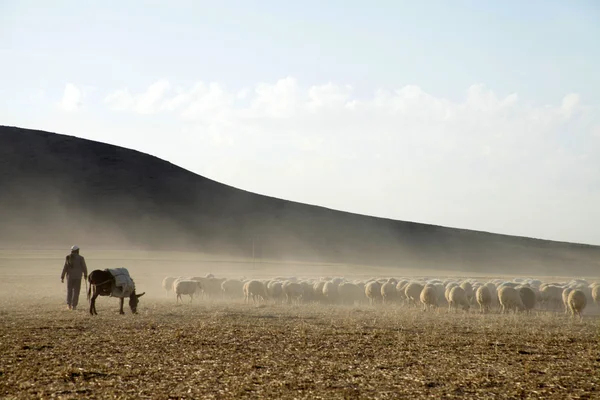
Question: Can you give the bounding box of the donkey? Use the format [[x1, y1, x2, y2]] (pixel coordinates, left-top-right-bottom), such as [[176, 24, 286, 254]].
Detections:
[[87, 269, 145, 315]]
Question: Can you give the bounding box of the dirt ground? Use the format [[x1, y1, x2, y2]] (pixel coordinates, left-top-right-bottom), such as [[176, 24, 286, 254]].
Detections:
[[0, 251, 599, 399]]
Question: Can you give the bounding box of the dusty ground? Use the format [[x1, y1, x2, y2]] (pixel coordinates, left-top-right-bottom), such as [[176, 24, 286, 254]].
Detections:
[[0, 251, 599, 399]]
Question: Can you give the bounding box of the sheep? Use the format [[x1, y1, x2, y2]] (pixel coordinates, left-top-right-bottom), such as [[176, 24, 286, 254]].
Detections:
[[381, 281, 397, 304], [592, 285, 600, 306], [562, 287, 573, 314], [404, 282, 424, 307], [569, 279, 588, 287], [440, 278, 451, 286], [204, 277, 227, 299], [190, 276, 225, 300], [420, 285, 438, 311], [300, 281, 315, 303], [483, 282, 498, 306], [243, 280, 268, 304], [313, 281, 326, 303], [337, 282, 365, 306], [475, 285, 492, 313], [433, 283, 447, 305], [221, 279, 244, 300], [171, 276, 190, 294], [444, 282, 459, 303], [395, 280, 409, 302], [498, 286, 524, 313], [174, 280, 202, 304], [331, 277, 345, 286], [540, 285, 564, 310], [283, 282, 304, 304], [518, 286, 536, 312], [497, 281, 519, 291], [322, 281, 340, 304], [162, 276, 177, 297], [459, 281, 474, 302], [266, 281, 284, 303], [567, 289, 587, 318], [448, 286, 470, 312], [365, 281, 383, 305]]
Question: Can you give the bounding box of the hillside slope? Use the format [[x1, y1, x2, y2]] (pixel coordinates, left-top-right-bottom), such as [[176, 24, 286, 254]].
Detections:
[[1, 125, 598, 275]]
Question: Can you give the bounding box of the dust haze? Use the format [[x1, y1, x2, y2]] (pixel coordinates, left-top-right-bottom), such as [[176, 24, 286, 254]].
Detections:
[[2, 126, 600, 398]]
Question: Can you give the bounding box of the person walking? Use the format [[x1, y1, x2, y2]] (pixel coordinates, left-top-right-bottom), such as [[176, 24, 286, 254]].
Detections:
[[61, 245, 88, 310]]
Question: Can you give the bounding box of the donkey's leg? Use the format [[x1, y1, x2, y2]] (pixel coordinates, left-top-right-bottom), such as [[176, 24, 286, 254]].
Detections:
[[119, 298, 125, 315], [90, 294, 99, 315]]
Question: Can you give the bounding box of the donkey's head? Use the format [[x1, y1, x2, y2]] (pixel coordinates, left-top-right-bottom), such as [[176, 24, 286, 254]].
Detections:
[[129, 291, 145, 314]]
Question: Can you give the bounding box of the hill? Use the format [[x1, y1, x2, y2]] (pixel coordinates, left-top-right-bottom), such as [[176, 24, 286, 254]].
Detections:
[[1, 125, 598, 275]]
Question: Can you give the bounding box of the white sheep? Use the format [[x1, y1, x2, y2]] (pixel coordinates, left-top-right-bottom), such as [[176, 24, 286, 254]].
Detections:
[[322, 281, 340, 304], [381, 281, 397, 304], [404, 282, 424, 307], [561, 287, 573, 314], [540, 285, 563, 310], [518, 286, 536, 312], [267, 281, 284, 303], [484, 282, 498, 306], [444, 282, 459, 303], [448, 286, 470, 312], [174, 280, 202, 304], [420, 285, 437, 311], [337, 282, 365, 305], [567, 289, 587, 319], [284, 282, 304, 304], [243, 280, 268, 304], [162, 276, 177, 297], [299, 281, 315, 303], [395, 280, 409, 302], [592, 285, 600, 307], [202, 277, 227, 299], [459, 281, 474, 302], [312, 281, 326, 303], [498, 286, 524, 313], [221, 279, 244, 300], [365, 281, 383, 305], [475, 285, 492, 313]]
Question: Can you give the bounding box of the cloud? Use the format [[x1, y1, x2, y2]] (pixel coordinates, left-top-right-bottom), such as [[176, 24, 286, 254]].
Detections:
[[180, 82, 235, 121], [250, 76, 299, 118], [105, 79, 171, 114], [59, 83, 83, 112], [307, 83, 353, 111], [98, 77, 600, 243], [561, 93, 580, 118]]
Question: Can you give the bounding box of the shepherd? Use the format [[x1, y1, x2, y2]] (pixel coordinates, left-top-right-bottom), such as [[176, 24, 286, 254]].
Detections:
[[87, 268, 145, 315], [60, 245, 88, 310]]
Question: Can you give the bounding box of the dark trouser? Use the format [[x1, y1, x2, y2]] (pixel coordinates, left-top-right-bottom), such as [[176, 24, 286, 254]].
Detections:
[[66, 278, 82, 308]]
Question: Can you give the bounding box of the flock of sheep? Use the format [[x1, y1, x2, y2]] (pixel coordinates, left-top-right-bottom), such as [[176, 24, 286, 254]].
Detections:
[[162, 275, 600, 318]]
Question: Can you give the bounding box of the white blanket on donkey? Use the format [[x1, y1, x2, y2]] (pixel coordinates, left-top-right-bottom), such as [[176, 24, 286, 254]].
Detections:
[[107, 268, 135, 298]]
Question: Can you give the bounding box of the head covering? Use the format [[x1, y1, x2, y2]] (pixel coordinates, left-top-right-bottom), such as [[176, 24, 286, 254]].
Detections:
[[71, 245, 80, 252]]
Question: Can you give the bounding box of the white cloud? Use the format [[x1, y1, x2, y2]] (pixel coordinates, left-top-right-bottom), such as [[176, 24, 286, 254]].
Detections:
[[561, 93, 580, 118], [251, 76, 299, 118], [59, 83, 83, 112], [135, 79, 171, 114], [181, 82, 235, 121], [307, 83, 353, 111], [104, 79, 171, 114], [97, 77, 600, 243]]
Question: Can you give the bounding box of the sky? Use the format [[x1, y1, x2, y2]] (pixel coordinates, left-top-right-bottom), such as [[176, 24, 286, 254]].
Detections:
[[1, 1, 599, 244]]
